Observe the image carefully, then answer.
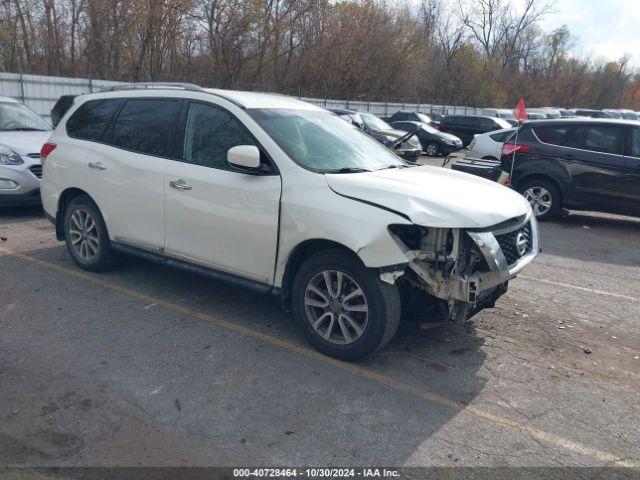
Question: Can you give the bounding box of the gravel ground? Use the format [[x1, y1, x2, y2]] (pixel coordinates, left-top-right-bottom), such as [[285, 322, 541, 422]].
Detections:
[[0, 203, 639, 473]]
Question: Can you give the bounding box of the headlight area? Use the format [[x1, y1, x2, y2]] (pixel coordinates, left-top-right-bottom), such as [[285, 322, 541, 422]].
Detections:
[[0, 147, 25, 166], [387, 224, 503, 323]]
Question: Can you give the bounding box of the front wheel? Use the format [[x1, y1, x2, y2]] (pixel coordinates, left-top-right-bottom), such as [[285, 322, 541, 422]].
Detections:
[[425, 142, 440, 157], [518, 179, 560, 221], [291, 250, 401, 361]]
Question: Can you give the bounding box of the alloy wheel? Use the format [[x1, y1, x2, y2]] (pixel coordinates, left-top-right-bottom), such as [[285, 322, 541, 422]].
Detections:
[[68, 208, 100, 261], [426, 144, 439, 156], [523, 186, 552, 217], [303, 270, 369, 345]]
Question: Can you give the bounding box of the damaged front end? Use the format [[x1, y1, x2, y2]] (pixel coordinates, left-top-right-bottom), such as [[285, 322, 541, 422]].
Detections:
[[386, 212, 539, 322]]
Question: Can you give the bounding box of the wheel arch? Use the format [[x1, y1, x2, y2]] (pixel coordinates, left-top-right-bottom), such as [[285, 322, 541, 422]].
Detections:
[[55, 188, 95, 240], [280, 239, 359, 300], [514, 173, 564, 206]]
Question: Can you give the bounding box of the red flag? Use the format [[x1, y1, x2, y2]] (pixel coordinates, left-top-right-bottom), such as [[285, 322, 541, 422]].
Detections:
[[513, 97, 527, 121]]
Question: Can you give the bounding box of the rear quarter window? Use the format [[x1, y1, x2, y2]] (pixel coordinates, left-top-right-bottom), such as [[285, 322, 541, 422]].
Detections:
[[66, 99, 122, 141], [532, 125, 570, 146]]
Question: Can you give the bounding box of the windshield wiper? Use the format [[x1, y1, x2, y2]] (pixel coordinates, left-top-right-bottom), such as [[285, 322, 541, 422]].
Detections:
[[324, 167, 371, 174], [0, 127, 49, 131]]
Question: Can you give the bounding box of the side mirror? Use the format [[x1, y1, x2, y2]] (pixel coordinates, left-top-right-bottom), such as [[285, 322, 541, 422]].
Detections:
[[227, 145, 260, 170]]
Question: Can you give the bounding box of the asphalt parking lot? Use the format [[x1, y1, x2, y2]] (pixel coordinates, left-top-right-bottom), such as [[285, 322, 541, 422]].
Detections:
[[1, 201, 639, 470]]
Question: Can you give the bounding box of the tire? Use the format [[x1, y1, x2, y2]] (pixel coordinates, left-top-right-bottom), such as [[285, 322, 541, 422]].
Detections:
[[64, 195, 116, 272], [518, 178, 561, 221], [425, 142, 440, 157], [291, 249, 401, 361]]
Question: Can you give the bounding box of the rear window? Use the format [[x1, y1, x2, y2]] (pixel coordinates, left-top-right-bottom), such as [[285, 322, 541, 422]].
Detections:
[[532, 125, 570, 146], [105, 99, 182, 157], [66, 99, 121, 141], [569, 125, 623, 155], [460, 117, 479, 127]]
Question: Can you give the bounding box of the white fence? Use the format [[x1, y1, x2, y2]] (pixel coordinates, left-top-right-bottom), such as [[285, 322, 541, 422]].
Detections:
[[0, 72, 480, 119]]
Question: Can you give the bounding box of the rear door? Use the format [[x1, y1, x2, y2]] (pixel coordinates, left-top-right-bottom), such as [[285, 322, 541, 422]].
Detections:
[[85, 97, 182, 251], [164, 101, 281, 285], [565, 123, 627, 211], [622, 125, 640, 215]]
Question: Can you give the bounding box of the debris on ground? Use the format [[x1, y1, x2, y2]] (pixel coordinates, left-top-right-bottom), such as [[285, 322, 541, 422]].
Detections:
[[583, 347, 592, 354]]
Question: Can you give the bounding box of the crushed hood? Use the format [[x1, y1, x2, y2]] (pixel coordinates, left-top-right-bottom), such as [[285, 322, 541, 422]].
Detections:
[[0, 131, 52, 155], [326, 165, 531, 228]]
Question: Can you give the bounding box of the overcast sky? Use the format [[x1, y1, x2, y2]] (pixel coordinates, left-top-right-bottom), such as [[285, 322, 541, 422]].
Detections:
[[539, 0, 640, 64]]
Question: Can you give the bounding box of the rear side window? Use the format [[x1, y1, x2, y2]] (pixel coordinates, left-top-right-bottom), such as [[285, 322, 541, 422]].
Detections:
[[460, 117, 478, 127], [182, 102, 256, 170], [66, 99, 121, 141], [627, 127, 640, 158], [443, 116, 461, 125], [490, 131, 514, 143], [569, 125, 623, 155], [106, 99, 181, 157], [532, 126, 570, 146]]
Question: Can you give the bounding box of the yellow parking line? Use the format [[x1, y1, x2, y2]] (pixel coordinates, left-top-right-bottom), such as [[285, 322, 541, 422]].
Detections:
[[1, 245, 638, 468], [519, 275, 639, 302]]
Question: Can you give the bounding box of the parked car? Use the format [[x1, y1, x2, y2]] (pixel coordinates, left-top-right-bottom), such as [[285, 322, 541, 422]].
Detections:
[[480, 108, 518, 126], [501, 118, 640, 220], [51, 95, 77, 127], [466, 128, 516, 161], [558, 109, 575, 118], [526, 112, 547, 120], [540, 108, 562, 119], [382, 110, 438, 127], [40, 83, 539, 360], [0, 96, 53, 206], [430, 113, 445, 123], [438, 115, 512, 146], [604, 109, 639, 120], [389, 120, 463, 156], [327, 107, 364, 129], [574, 109, 615, 119], [358, 112, 422, 161]]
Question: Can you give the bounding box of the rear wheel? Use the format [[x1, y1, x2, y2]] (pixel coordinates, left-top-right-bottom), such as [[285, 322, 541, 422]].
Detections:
[[518, 179, 560, 221], [425, 142, 440, 157], [291, 250, 401, 361], [64, 195, 116, 271]]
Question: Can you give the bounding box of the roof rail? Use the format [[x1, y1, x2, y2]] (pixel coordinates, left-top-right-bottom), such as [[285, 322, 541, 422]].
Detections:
[[103, 82, 204, 92]]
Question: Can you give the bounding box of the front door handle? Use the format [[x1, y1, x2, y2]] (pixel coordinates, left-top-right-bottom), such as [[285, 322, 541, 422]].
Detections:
[[88, 162, 106, 170], [169, 179, 192, 191]]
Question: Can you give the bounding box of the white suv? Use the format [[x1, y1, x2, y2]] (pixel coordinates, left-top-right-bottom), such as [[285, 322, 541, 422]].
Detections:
[[41, 84, 539, 360]]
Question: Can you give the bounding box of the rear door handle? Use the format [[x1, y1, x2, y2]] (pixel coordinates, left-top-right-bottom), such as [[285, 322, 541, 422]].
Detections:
[[169, 179, 192, 191], [88, 162, 106, 170]]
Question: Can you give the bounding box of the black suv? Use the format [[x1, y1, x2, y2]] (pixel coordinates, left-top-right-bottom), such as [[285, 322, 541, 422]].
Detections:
[[501, 119, 640, 219], [439, 115, 512, 146]]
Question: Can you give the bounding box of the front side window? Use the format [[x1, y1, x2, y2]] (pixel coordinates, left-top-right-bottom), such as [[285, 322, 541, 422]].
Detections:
[[67, 99, 121, 141], [183, 102, 256, 170], [532, 126, 570, 146], [0, 102, 50, 131], [570, 125, 622, 155], [107, 99, 181, 156], [248, 109, 405, 172]]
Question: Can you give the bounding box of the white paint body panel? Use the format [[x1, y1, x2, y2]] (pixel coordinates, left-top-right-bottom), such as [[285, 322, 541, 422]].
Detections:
[[326, 166, 530, 229], [164, 160, 281, 283]]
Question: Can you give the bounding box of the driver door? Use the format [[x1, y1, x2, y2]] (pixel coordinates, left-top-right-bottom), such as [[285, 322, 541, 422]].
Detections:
[[164, 101, 281, 285]]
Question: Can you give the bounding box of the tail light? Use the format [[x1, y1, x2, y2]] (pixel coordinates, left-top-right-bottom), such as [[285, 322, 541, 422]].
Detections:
[[435, 124, 441, 131], [501, 143, 529, 156], [40, 143, 57, 164]]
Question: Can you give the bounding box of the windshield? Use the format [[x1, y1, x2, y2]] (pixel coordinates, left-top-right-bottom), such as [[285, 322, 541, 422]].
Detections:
[[420, 123, 438, 134], [248, 109, 406, 172], [0, 102, 51, 131], [416, 113, 432, 123], [359, 112, 393, 131]]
